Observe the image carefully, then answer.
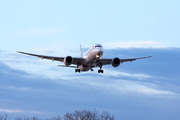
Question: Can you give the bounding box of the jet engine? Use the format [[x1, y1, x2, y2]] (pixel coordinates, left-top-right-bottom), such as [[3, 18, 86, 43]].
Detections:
[[64, 56, 73, 66], [111, 57, 121, 67]]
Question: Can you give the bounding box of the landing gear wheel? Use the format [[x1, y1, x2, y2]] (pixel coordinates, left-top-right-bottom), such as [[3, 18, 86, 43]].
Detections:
[[98, 70, 103, 73], [75, 69, 80, 73]]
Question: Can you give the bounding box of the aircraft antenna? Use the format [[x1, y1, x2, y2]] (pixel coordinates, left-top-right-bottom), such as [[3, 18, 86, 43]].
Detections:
[[80, 44, 83, 57]]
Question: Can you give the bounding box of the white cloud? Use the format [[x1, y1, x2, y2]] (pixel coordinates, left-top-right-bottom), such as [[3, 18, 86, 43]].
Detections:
[[0, 108, 23, 113], [2, 86, 32, 91], [103, 69, 153, 80], [0, 48, 78, 79], [0, 108, 43, 114], [85, 78, 178, 97], [103, 41, 166, 48], [55, 73, 178, 97]]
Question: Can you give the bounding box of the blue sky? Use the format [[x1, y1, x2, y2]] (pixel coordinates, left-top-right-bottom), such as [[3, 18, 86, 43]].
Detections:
[[0, 0, 180, 119], [0, 0, 180, 51]]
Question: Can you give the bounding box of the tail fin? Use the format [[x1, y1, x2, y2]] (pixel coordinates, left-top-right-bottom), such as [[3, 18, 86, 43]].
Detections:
[[80, 44, 83, 57]]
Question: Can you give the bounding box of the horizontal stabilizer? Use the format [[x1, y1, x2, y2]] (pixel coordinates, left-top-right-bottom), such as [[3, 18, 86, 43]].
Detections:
[[58, 65, 77, 68]]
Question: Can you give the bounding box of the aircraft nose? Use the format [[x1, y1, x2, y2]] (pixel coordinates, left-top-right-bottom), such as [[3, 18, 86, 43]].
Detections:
[[97, 48, 103, 55]]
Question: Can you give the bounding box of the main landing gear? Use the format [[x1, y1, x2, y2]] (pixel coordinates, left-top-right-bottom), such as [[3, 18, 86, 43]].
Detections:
[[98, 63, 103, 73], [98, 69, 103, 73], [75, 69, 80, 73]]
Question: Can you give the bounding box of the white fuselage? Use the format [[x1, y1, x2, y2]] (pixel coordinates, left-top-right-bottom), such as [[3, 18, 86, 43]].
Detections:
[[78, 44, 104, 71]]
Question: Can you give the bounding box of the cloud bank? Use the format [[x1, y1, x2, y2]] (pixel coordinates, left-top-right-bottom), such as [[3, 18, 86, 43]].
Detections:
[[0, 48, 180, 120], [103, 41, 166, 48]]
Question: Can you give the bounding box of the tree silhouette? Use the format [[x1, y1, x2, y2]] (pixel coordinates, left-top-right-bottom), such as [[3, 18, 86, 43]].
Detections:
[[0, 109, 114, 120], [48, 109, 114, 120]]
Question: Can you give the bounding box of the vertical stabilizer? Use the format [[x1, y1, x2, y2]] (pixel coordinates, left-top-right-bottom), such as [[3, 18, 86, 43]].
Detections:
[[80, 44, 83, 57]]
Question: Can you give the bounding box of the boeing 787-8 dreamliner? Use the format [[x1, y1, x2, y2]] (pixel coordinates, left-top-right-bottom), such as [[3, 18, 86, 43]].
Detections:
[[17, 43, 151, 73]]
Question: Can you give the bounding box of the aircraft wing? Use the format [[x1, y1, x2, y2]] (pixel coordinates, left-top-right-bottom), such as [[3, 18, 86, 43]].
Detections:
[[100, 56, 152, 65], [17, 51, 85, 65]]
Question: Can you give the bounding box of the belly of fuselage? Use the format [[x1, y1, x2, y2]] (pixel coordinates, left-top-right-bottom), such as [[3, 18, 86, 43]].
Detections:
[[78, 65, 89, 71], [82, 48, 103, 71]]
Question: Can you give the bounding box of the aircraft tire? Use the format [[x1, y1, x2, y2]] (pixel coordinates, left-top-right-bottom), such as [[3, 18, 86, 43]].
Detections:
[[98, 70, 103, 73]]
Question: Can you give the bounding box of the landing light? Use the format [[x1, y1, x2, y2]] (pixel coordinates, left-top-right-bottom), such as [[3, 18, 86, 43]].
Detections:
[[96, 55, 101, 58]]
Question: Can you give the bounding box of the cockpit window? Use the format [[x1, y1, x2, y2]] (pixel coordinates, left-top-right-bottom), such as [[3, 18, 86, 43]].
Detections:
[[95, 45, 102, 47]]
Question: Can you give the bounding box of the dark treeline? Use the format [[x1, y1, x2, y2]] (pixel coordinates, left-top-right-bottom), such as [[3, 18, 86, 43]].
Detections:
[[0, 109, 114, 120]]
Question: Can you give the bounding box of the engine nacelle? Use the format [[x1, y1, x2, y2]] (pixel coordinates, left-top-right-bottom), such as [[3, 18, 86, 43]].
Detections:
[[64, 56, 73, 66], [111, 57, 121, 67]]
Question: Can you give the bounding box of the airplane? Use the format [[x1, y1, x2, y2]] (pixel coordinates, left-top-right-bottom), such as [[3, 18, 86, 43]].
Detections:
[[17, 43, 151, 73]]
